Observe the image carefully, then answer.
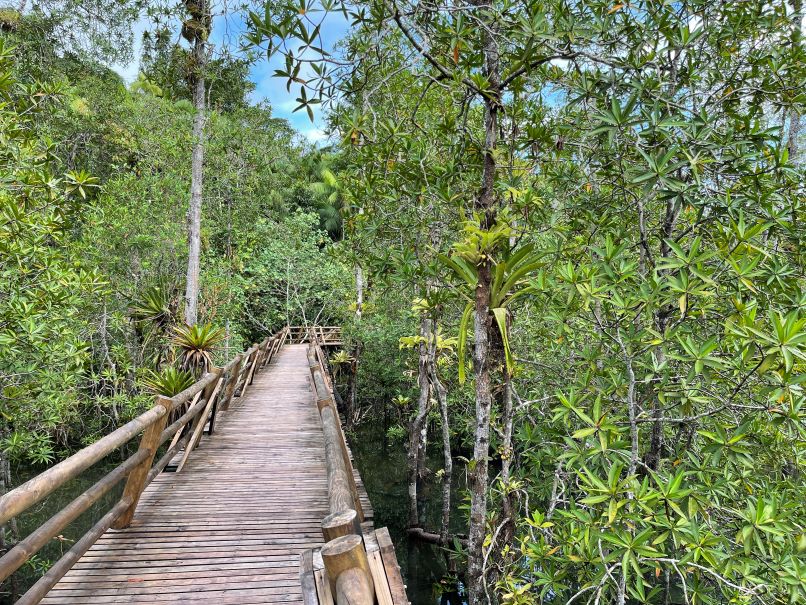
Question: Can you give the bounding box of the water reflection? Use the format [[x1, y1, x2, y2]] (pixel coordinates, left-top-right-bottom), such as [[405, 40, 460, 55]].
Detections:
[[349, 421, 467, 605]]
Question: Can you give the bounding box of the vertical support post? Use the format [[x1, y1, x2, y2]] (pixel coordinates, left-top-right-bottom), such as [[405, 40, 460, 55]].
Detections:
[[112, 396, 171, 529], [207, 375, 222, 435], [204, 366, 224, 435], [220, 355, 242, 411], [244, 344, 260, 387], [321, 534, 375, 602], [265, 334, 280, 366], [183, 369, 220, 447], [177, 368, 223, 472], [253, 339, 269, 374]]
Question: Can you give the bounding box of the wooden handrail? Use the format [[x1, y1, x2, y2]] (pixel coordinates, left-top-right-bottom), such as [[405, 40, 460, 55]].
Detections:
[[307, 337, 374, 605], [0, 404, 167, 526], [0, 327, 288, 603], [308, 340, 364, 522], [287, 324, 342, 344], [0, 448, 149, 583]]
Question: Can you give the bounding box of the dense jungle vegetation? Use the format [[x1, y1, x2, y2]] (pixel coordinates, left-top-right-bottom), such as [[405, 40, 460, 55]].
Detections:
[[1, 0, 805, 603]]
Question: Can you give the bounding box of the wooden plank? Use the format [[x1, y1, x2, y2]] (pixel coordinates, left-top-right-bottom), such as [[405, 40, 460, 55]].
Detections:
[[368, 550, 394, 605], [375, 527, 409, 605], [300, 550, 318, 605], [314, 568, 335, 605]]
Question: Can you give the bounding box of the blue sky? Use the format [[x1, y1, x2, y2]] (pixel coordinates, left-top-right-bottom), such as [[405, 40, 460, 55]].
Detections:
[[114, 7, 351, 144]]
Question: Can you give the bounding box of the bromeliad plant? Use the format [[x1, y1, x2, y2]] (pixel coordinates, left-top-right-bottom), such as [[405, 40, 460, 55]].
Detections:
[[140, 367, 196, 397], [171, 323, 225, 375], [440, 215, 543, 382], [130, 278, 181, 367]]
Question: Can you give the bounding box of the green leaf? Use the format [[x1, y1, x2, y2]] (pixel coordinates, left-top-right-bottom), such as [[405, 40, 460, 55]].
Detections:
[[492, 307, 513, 375], [457, 303, 473, 384]]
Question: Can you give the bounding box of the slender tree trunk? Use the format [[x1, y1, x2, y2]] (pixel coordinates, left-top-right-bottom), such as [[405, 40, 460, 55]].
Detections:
[[787, 0, 802, 164], [0, 450, 8, 554], [407, 315, 431, 527], [467, 263, 492, 603], [0, 448, 19, 599], [344, 353, 358, 426], [466, 9, 501, 601], [790, 112, 802, 162], [428, 340, 452, 544], [355, 265, 364, 318], [344, 264, 364, 427], [183, 3, 209, 326], [647, 197, 679, 469]]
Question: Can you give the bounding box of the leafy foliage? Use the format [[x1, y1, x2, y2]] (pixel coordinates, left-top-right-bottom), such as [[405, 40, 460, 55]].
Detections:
[[0, 38, 104, 464], [248, 0, 806, 601]]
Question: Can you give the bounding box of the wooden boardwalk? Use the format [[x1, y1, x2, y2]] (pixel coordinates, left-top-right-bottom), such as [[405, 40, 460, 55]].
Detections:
[[43, 345, 331, 604]]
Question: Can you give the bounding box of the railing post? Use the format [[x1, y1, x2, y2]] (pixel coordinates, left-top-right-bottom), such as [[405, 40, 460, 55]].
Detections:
[[184, 369, 219, 444], [252, 339, 269, 379], [207, 371, 223, 435], [321, 534, 375, 603], [240, 345, 259, 396], [112, 396, 171, 529], [177, 369, 223, 472], [220, 354, 242, 411]]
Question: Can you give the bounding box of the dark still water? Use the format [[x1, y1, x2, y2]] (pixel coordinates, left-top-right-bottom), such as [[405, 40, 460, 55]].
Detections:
[[350, 421, 466, 605]]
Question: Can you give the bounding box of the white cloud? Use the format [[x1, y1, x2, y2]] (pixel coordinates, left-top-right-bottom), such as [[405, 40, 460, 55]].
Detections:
[[303, 128, 327, 143]]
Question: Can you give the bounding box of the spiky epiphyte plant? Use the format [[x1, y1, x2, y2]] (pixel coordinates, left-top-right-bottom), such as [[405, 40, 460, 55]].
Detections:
[[328, 350, 353, 377], [171, 323, 225, 375], [130, 278, 181, 367], [130, 278, 179, 328], [141, 367, 196, 397]]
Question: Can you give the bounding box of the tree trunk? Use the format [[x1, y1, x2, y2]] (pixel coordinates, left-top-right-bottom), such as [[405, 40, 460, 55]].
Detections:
[[407, 316, 431, 527], [355, 265, 364, 318], [0, 449, 8, 554], [428, 340, 452, 544], [0, 448, 19, 598], [787, 0, 802, 164], [183, 5, 209, 326], [466, 8, 501, 599], [467, 262, 493, 604], [647, 196, 679, 469], [345, 354, 358, 427], [344, 264, 364, 427]]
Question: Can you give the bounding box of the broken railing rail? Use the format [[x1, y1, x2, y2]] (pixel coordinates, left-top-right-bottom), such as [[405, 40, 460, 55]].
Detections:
[[0, 326, 289, 605], [305, 337, 408, 605]]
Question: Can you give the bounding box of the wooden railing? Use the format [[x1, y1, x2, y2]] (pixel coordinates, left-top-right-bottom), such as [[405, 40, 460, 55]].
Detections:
[[306, 337, 375, 604], [0, 326, 289, 604], [289, 325, 343, 345]]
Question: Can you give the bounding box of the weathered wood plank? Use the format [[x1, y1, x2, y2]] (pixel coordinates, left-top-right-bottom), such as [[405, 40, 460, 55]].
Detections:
[[300, 550, 319, 605], [376, 527, 410, 605], [368, 550, 394, 605], [314, 568, 335, 605]]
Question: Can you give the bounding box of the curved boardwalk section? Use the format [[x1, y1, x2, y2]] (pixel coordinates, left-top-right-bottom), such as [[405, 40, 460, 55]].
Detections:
[[42, 345, 328, 604]]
